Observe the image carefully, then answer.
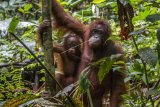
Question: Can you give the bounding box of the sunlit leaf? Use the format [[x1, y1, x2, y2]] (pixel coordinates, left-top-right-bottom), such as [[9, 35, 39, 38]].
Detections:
[[8, 17, 19, 33], [24, 4, 32, 11], [93, 0, 105, 4], [133, 9, 150, 21], [18, 8, 24, 13]]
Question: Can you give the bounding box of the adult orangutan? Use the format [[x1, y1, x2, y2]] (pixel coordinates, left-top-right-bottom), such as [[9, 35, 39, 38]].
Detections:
[[80, 20, 127, 107], [38, 0, 127, 106]]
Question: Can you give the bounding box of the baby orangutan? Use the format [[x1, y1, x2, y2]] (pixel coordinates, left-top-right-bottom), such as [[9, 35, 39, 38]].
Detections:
[[53, 33, 82, 91]]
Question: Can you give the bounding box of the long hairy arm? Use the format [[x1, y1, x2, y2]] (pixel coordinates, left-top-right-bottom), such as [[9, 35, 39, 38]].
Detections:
[[51, 0, 85, 36]]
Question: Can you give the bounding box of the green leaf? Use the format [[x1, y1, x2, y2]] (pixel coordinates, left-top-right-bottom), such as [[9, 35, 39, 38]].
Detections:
[[79, 71, 91, 93], [133, 9, 150, 21], [8, 17, 19, 33], [77, 9, 92, 16], [142, 73, 147, 85], [98, 58, 113, 83], [18, 8, 25, 13], [97, 54, 124, 83], [133, 60, 143, 72], [93, 0, 105, 4], [24, 4, 32, 11], [60, 2, 67, 6]]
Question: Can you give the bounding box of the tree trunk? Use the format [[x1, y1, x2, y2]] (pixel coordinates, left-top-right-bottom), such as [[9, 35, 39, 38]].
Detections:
[[42, 0, 56, 96]]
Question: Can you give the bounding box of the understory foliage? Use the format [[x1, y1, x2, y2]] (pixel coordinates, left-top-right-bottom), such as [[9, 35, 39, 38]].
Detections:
[[0, 0, 160, 107]]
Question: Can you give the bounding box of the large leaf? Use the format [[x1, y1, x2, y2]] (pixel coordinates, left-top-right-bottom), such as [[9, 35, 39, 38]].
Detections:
[[18, 3, 32, 13], [98, 54, 123, 83], [139, 47, 157, 67], [133, 9, 150, 21], [98, 58, 112, 83], [8, 17, 19, 33], [24, 4, 32, 12]]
